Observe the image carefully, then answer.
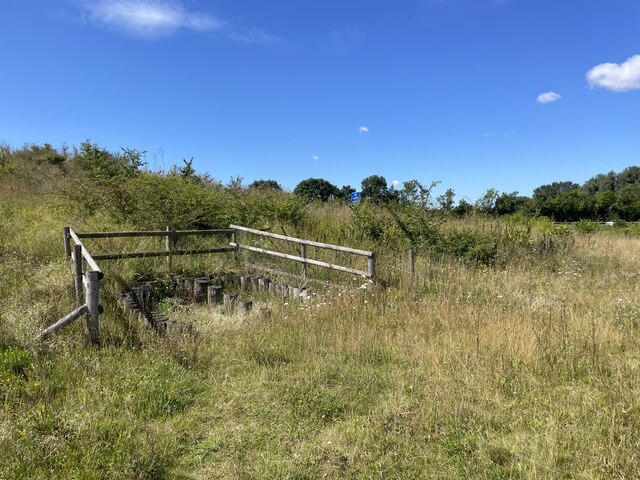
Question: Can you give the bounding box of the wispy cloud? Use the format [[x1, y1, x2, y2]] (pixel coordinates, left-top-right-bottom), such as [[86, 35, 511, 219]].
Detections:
[[391, 180, 401, 188], [483, 131, 515, 139], [312, 155, 319, 161], [586, 54, 640, 92], [78, 0, 221, 38], [536, 91, 561, 104], [76, 0, 282, 44], [359, 126, 370, 133]]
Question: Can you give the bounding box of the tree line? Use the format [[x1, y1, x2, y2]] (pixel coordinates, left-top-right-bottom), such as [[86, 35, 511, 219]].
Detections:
[[250, 168, 640, 221], [1, 141, 638, 221]]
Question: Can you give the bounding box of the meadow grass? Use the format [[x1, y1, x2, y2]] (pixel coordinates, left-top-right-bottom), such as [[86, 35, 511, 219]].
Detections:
[[1, 194, 639, 478]]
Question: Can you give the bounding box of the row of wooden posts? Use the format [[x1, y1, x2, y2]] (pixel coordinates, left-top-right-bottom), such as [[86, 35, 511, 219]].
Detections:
[[39, 225, 377, 345]]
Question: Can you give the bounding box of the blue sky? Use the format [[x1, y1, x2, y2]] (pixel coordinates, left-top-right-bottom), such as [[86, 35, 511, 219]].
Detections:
[[1, 0, 639, 201]]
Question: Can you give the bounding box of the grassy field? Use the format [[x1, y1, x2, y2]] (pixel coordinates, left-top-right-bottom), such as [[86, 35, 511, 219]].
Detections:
[[1, 189, 639, 479]]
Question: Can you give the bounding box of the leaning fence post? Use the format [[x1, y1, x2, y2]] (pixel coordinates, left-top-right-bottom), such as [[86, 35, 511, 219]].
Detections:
[[300, 244, 307, 279], [73, 244, 83, 304], [84, 271, 102, 346], [368, 252, 376, 281], [63, 227, 71, 259]]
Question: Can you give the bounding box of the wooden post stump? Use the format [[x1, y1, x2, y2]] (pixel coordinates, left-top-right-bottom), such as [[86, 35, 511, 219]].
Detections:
[[258, 277, 270, 291], [224, 292, 238, 307], [184, 277, 195, 298], [239, 300, 253, 312], [194, 277, 210, 302], [208, 285, 223, 306]]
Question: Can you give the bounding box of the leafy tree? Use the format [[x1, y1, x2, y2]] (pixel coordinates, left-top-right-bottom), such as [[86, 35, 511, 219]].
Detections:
[[74, 141, 145, 180], [338, 185, 356, 202], [616, 183, 640, 220], [437, 188, 455, 211], [399, 180, 440, 209], [249, 179, 282, 190], [595, 190, 616, 219], [227, 176, 244, 190], [532, 181, 580, 216], [293, 178, 340, 201], [495, 191, 531, 215], [361, 175, 388, 204], [453, 199, 474, 216], [583, 171, 616, 195], [475, 188, 499, 215], [617, 166, 640, 188], [179, 157, 196, 178]]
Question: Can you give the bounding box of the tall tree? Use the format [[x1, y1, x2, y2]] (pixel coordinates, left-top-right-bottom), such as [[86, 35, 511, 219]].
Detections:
[[249, 179, 282, 190], [293, 178, 340, 201], [362, 175, 399, 204]]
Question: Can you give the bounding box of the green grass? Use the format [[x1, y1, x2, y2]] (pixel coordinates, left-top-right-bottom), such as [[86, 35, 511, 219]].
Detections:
[[1, 188, 640, 478]]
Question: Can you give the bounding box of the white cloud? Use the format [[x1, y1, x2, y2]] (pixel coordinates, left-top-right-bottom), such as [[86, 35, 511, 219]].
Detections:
[[79, 0, 221, 38], [312, 155, 319, 161], [358, 126, 369, 133], [586, 54, 640, 92], [536, 91, 561, 104], [391, 180, 401, 187]]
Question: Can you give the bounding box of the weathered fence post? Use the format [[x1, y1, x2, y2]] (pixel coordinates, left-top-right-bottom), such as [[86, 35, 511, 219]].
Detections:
[[166, 226, 173, 273], [231, 229, 239, 262], [73, 244, 83, 304], [194, 277, 210, 302], [300, 244, 307, 278], [208, 285, 223, 306], [409, 250, 415, 281], [84, 270, 102, 346], [368, 252, 376, 281], [63, 226, 71, 259], [184, 277, 195, 298], [223, 292, 238, 307]]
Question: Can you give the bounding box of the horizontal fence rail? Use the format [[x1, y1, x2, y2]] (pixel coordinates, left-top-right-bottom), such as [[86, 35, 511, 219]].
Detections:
[[230, 225, 373, 257], [75, 229, 235, 239], [229, 224, 376, 280]]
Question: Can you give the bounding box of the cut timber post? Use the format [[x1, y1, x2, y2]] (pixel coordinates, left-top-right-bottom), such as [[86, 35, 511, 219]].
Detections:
[[184, 277, 195, 298], [166, 226, 173, 273], [63, 227, 71, 259], [73, 244, 83, 304], [194, 277, 210, 302], [231, 229, 239, 262], [239, 300, 252, 312], [258, 277, 270, 291], [300, 244, 307, 279], [224, 293, 238, 307], [208, 286, 223, 306], [84, 271, 102, 346], [368, 252, 376, 281]]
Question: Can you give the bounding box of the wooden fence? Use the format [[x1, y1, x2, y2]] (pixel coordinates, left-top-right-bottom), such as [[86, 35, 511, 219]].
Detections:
[[40, 225, 376, 344], [230, 224, 376, 280]]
